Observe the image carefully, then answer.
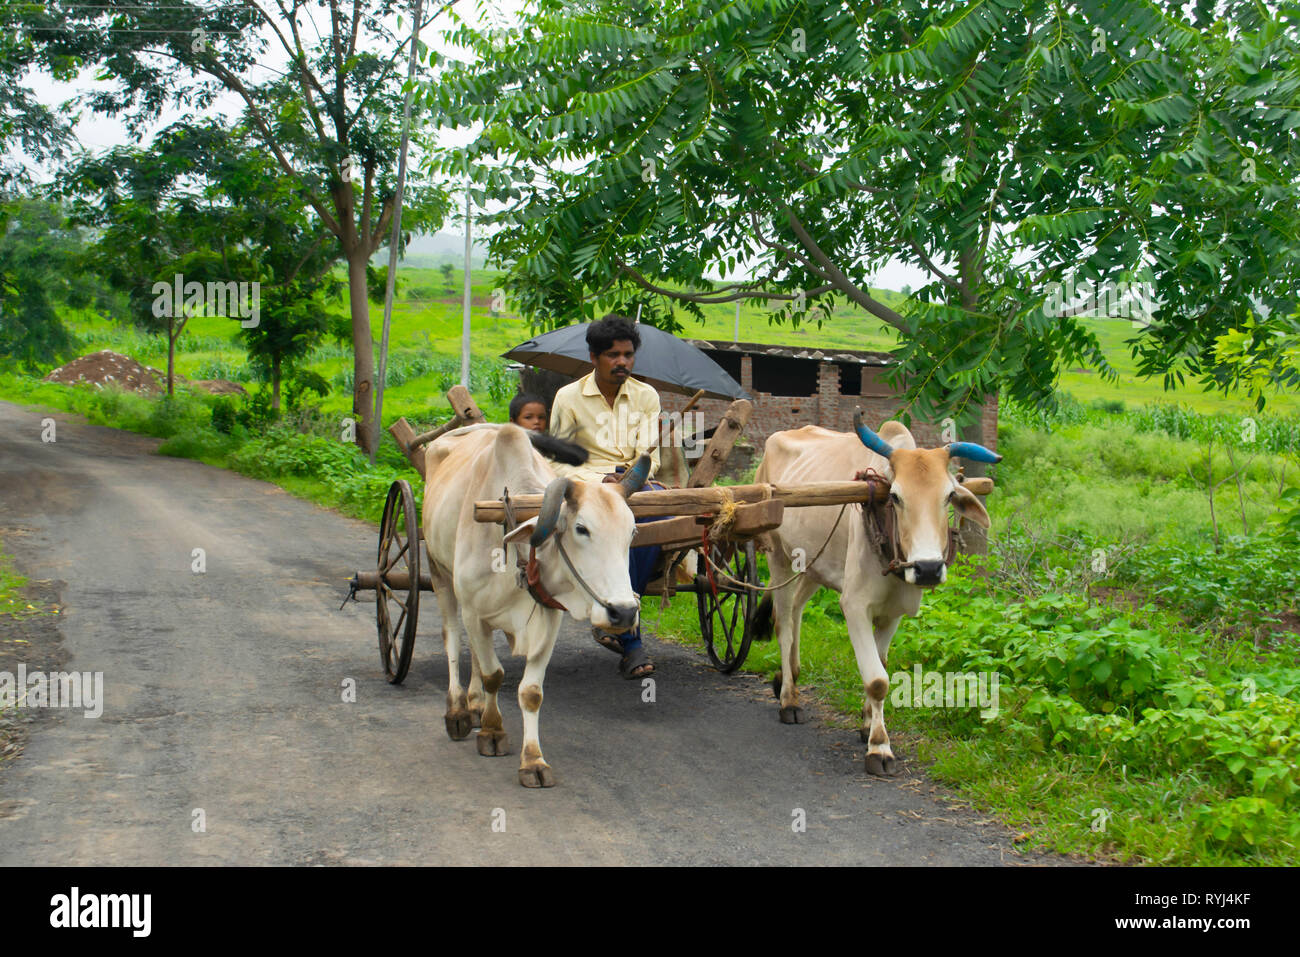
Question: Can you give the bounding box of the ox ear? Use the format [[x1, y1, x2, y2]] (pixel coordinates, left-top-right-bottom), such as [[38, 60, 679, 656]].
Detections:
[[951, 483, 991, 529], [504, 516, 540, 546]]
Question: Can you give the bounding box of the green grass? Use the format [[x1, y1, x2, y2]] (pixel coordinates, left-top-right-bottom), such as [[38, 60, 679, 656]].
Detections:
[[644, 559, 1300, 865], [0, 542, 39, 619], [641, 404, 1300, 865]]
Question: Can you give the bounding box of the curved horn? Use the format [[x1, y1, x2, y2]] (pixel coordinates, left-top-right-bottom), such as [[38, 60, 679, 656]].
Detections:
[[616, 454, 653, 500], [530, 476, 573, 547], [853, 408, 895, 459], [946, 442, 1003, 464]]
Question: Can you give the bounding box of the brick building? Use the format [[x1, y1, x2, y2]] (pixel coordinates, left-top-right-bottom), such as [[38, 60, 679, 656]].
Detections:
[[518, 338, 998, 480], [661, 340, 997, 477]]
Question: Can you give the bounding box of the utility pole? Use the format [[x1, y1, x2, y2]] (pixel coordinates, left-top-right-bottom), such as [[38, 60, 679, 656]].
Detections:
[[460, 175, 472, 387]]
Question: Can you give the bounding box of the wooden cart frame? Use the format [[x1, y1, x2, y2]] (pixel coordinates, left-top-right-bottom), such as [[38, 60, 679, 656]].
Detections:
[[348, 386, 990, 683]]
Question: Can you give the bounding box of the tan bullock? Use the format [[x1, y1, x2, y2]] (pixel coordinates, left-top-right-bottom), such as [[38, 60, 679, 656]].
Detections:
[[754, 413, 1000, 775], [422, 423, 650, 787]]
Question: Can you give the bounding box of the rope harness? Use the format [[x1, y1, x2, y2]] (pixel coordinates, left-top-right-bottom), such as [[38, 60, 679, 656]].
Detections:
[[853, 467, 960, 578], [502, 466, 967, 610], [502, 487, 636, 617], [503, 489, 568, 612]]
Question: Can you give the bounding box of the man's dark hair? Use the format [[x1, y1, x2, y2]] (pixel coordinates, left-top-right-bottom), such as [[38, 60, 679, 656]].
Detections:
[[509, 392, 546, 422], [586, 314, 641, 355]]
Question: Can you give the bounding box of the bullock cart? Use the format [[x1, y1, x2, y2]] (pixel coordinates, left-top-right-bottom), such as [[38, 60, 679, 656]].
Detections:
[[346, 387, 993, 682]]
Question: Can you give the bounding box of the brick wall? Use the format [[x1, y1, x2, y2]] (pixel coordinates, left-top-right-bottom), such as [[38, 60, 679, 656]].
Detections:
[[519, 356, 998, 481], [658, 358, 998, 479]]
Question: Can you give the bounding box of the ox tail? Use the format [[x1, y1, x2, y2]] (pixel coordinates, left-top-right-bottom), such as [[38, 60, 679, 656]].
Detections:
[[752, 593, 775, 641], [528, 431, 589, 466]]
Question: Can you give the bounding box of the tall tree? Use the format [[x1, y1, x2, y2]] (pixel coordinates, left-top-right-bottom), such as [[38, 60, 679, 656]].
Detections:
[[64, 124, 235, 394], [17, 0, 454, 448], [0, 199, 109, 371], [67, 121, 344, 403], [431, 0, 1300, 423], [0, 3, 76, 190]]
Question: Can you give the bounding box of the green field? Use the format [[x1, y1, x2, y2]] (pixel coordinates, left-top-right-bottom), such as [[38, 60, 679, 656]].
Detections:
[[48, 266, 1297, 424]]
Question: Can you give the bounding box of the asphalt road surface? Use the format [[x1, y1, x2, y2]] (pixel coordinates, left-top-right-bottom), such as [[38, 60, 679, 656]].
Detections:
[[0, 400, 1071, 866]]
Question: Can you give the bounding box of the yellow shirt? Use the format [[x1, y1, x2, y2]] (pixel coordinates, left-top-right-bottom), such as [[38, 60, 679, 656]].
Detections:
[[549, 372, 661, 484]]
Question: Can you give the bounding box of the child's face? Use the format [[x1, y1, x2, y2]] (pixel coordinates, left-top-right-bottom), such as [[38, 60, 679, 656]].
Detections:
[[514, 402, 547, 432]]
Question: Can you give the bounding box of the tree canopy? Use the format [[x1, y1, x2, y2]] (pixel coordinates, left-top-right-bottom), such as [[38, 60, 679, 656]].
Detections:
[[432, 0, 1300, 421], [14, 0, 455, 446], [0, 199, 110, 370]]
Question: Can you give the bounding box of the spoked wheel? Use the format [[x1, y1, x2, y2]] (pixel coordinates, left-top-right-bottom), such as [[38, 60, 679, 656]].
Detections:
[[376, 479, 420, 684], [696, 539, 759, 673]]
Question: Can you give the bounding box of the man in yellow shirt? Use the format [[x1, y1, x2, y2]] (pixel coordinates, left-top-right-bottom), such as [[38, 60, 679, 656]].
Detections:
[[548, 334, 661, 485], [548, 315, 662, 678]]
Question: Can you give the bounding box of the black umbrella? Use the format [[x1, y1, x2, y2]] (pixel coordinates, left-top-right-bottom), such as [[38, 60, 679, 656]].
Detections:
[[502, 323, 750, 401]]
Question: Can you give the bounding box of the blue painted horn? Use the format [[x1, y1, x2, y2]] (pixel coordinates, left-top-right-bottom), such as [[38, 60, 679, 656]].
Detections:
[[853, 409, 895, 459], [616, 454, 653, 499], [946, 442, 1002, 464], [530, 476, 575, 547]]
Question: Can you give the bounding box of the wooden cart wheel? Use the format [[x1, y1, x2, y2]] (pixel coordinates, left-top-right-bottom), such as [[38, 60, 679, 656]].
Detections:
[[696, 539, 758, 673], [377, 479, 420, 684]]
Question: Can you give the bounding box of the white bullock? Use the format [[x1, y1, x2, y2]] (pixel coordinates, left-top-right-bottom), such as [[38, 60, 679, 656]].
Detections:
[[422, 422, 650, 787], [754, 412, 1000, 775]]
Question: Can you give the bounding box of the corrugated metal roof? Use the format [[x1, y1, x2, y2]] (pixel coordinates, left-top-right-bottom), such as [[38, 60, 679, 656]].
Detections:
[[684, 338, 895, 365]]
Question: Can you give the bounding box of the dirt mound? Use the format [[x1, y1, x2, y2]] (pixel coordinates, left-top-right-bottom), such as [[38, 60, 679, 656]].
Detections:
[[189, 379, 247, 396], [43, 351, 179, 394]]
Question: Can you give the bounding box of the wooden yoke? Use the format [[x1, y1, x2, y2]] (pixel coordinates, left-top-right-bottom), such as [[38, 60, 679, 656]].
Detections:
[[387, 384, 488, 479], [686, 399, 753, 488]]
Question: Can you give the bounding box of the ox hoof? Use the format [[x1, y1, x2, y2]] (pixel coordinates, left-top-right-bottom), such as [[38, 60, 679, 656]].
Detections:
[[779, 705, 805, 724], [518, 763, 555, 788], [476, 729, 509, 757], [864, 753, 899, 777], [444, 710, 473, 740], [468, 706, 484, 728]]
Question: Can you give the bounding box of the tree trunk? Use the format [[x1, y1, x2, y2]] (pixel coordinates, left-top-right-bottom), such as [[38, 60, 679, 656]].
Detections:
[[272, 352, 282, 415], [347, 250, 376, 452], [958, 412, 990, 557], [167, 321, 176, 397]]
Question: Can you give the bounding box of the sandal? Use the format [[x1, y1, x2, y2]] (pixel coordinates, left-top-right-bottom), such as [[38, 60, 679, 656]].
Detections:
[[592, 627, 626, 655], [618, 643, 655, 680]]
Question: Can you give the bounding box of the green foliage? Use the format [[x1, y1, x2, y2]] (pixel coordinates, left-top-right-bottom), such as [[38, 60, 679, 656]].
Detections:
[[893, 569, 1299, 860], [1212, 311, 1300, 410], [1108, 536, 1300, 646], [0, 198, 110, 370], [228, 428, 419, 523], [434, 0, 1300, 423], [335, 352, 515, 403], [1002, 393, 1300, 456]]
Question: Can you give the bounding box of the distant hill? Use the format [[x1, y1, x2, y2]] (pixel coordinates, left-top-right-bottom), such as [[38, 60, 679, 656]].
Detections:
[[374, 230, 491, 269]]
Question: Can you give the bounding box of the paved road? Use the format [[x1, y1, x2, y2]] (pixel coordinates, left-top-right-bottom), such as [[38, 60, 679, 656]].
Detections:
[[0, 400, 1069, 865]]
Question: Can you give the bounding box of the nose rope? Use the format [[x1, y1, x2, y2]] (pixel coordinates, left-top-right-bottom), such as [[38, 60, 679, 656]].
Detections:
[[855, 467, 962, 578], [554, 534, 626, 618], [502, 488, 635, 619]]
